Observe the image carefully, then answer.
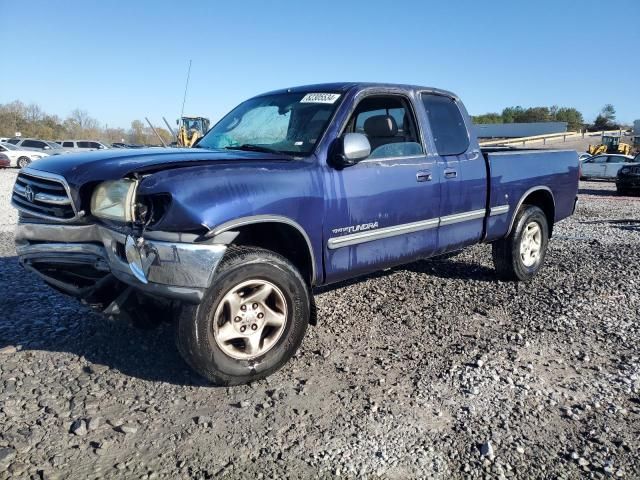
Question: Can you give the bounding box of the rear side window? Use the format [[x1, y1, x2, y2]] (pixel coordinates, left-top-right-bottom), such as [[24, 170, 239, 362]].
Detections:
[[88, 142, 102, 148], [7, 139, 19, 144], [63, 141, 74, 147], [77, 141, 91, 148], [22, 140, 44, 148], [421, 94, 469, 156]]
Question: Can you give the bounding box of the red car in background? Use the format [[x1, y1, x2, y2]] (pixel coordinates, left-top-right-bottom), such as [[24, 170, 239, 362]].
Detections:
[[0, 153, 10, 168]]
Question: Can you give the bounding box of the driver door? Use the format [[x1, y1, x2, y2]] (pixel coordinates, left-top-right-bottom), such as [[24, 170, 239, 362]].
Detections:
[[322, 93, 441, 283]]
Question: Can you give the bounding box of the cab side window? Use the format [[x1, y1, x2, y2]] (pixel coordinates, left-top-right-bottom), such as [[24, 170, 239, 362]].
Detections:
[[345, 95, 423, 159], [22, 140, 44, 148], [421, 94, 470, 156]]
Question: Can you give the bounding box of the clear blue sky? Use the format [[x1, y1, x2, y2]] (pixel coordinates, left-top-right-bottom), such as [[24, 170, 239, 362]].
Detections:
[[2, 0, 639, 128]]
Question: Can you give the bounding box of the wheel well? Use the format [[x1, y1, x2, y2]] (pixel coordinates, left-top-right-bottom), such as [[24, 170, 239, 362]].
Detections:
[[522, 189, 555, 236], [228, 222, 314, 286]]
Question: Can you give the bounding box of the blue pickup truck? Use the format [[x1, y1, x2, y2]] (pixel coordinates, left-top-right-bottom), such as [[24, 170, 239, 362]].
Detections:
[[12, 83, 579, 385]]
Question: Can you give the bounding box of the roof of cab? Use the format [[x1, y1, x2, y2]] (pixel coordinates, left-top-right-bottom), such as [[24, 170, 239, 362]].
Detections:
[[259, 82, 459, 100]]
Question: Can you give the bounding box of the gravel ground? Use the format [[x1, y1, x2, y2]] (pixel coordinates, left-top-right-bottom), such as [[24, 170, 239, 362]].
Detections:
[[0, 168, 639, 479], [0, 170, 17, 233]]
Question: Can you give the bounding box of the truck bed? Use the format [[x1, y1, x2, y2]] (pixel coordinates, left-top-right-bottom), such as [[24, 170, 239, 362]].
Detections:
[[482, 148, 579, 242]]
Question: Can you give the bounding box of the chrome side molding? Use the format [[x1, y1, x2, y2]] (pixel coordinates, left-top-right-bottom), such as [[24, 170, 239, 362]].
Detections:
[[328, 205, 510, 250]]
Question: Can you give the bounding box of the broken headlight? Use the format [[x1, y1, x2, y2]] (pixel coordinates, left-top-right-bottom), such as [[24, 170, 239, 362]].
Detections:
[[90, 179, 137, 222]]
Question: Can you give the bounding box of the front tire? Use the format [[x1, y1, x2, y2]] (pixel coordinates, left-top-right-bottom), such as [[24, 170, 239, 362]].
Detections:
[[492, 205, 549, 281], [17, 157, 31, 169], [176, 246, 310, 386]]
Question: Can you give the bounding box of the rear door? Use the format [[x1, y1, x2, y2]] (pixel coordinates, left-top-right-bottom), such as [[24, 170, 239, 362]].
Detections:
[[323, 92, 441, 283], [605, 156, 626, 178], [420, 93, 487, 253]]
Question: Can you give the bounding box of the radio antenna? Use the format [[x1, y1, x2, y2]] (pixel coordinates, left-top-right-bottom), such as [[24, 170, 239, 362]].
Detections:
[[180, 60, 192, 118]]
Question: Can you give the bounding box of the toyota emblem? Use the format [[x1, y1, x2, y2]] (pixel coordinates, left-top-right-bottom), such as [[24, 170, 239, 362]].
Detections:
[[24, 185, 35, 203]]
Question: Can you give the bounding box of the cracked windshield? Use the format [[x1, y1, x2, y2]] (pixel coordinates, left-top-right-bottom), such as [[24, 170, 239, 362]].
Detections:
[[198, 92, 341, 154]]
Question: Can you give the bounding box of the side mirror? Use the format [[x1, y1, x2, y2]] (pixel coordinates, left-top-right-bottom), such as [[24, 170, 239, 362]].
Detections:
[[330, 133, 371, 168]]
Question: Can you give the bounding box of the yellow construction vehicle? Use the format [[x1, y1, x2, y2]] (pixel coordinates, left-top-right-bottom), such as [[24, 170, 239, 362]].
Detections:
[[588, 134, 632, 156], [176, 116, 210, 148]]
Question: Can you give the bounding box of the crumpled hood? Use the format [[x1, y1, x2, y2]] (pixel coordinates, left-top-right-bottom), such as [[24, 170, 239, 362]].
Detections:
[[29, 147, 289, 186]]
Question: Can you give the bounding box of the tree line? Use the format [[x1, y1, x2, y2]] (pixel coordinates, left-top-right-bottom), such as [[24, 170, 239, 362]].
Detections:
[[1, 99, 625, 144], [0, 100, 175, 145], [472, 105, 585, 131], [472, 104, 624, 132]]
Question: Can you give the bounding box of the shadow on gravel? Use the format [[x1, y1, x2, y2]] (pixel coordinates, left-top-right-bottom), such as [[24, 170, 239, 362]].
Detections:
[[579, 219, 640, 232], [403, 258, 497, 282], [315, 255, 496, 295], [0, 255, 202, 387], [578, 187, 617, 197]]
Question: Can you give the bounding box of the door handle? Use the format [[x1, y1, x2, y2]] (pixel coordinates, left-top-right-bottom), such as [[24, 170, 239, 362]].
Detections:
[[416, 171, 432, 182], [444, 169, 457, 179]]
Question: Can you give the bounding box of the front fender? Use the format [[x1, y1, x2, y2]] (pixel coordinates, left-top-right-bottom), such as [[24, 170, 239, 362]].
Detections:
[[137, 159, 325, 278]]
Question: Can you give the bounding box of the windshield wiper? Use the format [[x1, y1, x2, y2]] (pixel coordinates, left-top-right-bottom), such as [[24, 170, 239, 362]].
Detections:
[[223, 144, 292, 156]]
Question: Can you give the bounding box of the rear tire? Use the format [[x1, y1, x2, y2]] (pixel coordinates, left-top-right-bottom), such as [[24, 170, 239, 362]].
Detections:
[[17, 157, 30, 169], [492, 205, 549, 281], [176, 246, 310, 386]]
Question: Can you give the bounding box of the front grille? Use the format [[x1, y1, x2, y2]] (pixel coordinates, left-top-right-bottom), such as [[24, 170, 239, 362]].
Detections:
[[629, 166, 640, 175], [11, 170, 76, 221]]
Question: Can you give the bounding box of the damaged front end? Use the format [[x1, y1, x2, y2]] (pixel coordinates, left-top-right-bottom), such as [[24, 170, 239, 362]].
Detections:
[[13, 168, 227, 315]]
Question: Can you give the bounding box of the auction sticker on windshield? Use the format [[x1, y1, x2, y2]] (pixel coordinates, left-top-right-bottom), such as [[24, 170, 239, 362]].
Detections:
[[300, 93, 341, 104]]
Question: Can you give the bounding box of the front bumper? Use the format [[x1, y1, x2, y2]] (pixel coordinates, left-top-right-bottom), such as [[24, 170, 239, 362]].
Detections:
[[15, 222, 227, 304]]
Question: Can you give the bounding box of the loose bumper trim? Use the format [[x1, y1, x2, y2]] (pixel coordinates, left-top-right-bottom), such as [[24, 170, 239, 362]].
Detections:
[[15, 223, 227, 303]]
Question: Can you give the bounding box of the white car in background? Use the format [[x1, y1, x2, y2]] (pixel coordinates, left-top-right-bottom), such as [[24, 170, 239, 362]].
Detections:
[[0, 142, 49, 168], [580, 154, 637, 180], [58, 139, 109, 151], [6, 138, 70, 154]]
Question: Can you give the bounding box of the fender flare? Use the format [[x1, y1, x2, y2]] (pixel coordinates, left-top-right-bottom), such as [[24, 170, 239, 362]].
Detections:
[[506, 186, 555, 236], [210, 214, 317, 283]]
